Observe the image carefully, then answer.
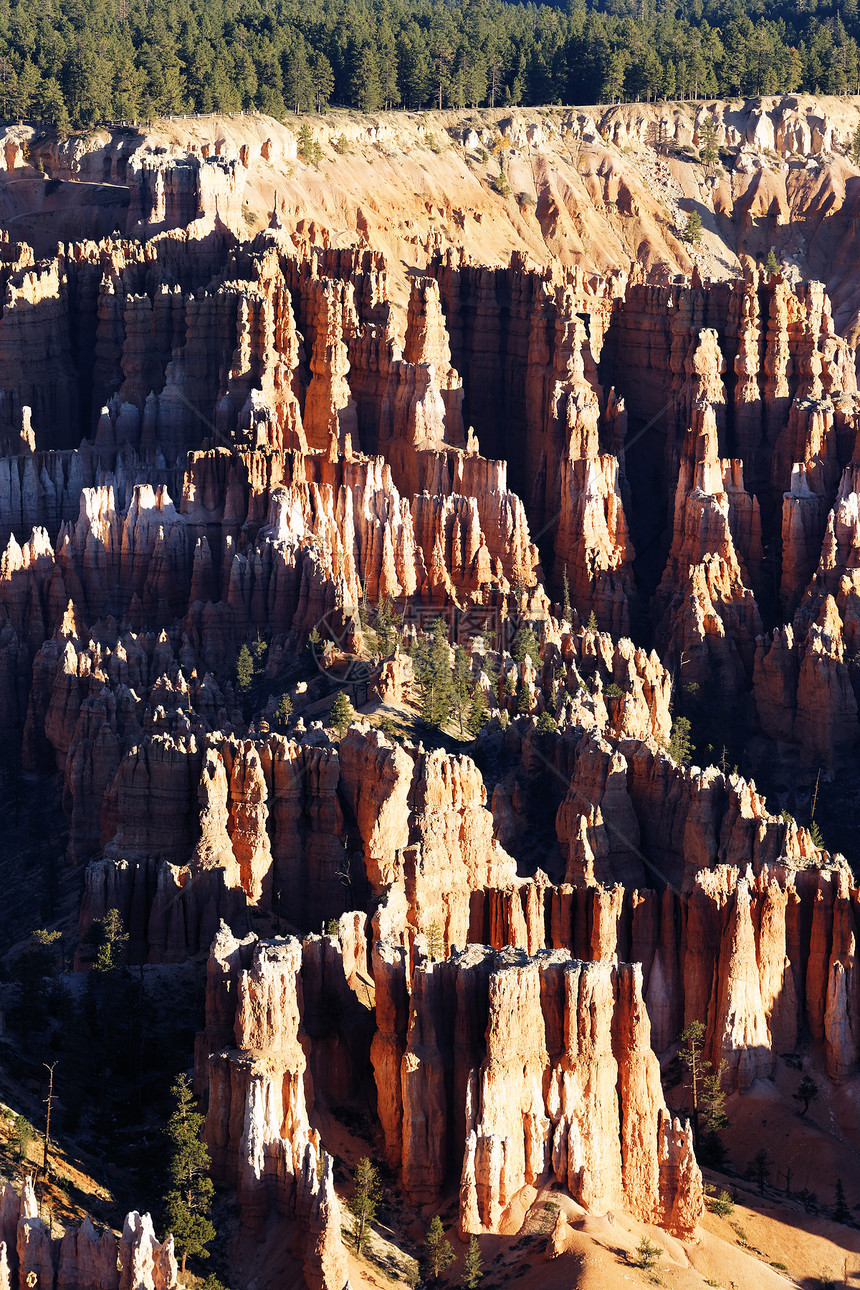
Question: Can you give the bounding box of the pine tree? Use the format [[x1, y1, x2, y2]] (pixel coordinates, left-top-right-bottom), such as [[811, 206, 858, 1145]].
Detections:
[[92, 909, 128, 974], [347, 1157, 380, 1255], [698, 116, 720, 173], [377, 26, 401, 109], [764, 248, 779, 276], [38, 78, 71, 133], [535, 711, 558, 735], [503, 670, 517, 709], [284, 38, 314, 112], [668, 716, 694, 766], [236, 644, 254, 694], [461, 1234, 483, 1287], [452, 645, 472, 737], [562, 564, 571, 621], [275, 693, 293, 729], [634, 1237, 662, 1271], [833, 1177, 852, 1223], [329, 691, 354, 738], [309, 50, 334, 113], [679, 1019, 708, 1151], [750, 1148, 770, 1195], [164, 1074, 216, 1274], [423, 1215, 455, 1283], [297, 121, 322, 166], [516, 680, 533, 715], [701, 1058, 728, 1133], [512, 626, 540, 666], [12, 928, 63, 1026], [850, 122, 860, 167], [411, 619, 454, 729], [466, 686, 488, 737], [12, 1114, 34, 1161], [375, 596, 398, 657], [425, 922, 444, 959], [350, 44, 383, 112], [793, 1074, 819, 1114], [685, 209, 704, 245], [397, 28, 431, 108]]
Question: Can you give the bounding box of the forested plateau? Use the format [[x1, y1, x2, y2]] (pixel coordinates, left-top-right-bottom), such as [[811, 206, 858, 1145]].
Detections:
[[3, 0, 860, 128]]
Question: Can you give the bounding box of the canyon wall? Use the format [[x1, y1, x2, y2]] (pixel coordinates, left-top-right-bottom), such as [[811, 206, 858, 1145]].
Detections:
[[6, 100, 860, 1290], [194, 925, 704, 1251]]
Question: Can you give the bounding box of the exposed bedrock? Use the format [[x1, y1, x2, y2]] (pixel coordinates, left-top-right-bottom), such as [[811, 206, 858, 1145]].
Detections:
[[3, 232, 859, 771], [9, 103, 860, 1290], [195, 926, 703, 1252], [71, 703, 860, 1090], [195, 928, 352, 1290], [0, 1176, 178, 1290]]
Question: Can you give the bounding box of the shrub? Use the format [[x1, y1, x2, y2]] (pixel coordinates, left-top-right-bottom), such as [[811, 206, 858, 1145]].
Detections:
[[709, 1190, 734, 1217], [633, 1236, 662, 1270]]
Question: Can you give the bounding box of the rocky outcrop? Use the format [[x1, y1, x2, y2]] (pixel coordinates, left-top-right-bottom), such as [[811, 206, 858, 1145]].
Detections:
[[753, 444, 860, 770], [471, 857, 860, 1087], [0, 1177, 178, 1290], [653, 331, 763, 691], [9, 115, 860, 1290], [380, 943, 704, 1234], [196, 927, 350, 1290], [196, 925, 704, 1249]]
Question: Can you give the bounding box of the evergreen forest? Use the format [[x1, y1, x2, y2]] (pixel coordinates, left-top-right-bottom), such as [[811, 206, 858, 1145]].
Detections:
[[1, 0, 860, 130]]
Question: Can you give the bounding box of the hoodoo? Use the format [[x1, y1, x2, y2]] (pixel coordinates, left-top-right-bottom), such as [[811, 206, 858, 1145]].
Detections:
[[4, 94, 860, 1290]]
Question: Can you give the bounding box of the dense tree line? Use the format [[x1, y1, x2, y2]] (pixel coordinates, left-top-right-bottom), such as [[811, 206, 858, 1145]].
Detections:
[[2, 0, 860, 131]]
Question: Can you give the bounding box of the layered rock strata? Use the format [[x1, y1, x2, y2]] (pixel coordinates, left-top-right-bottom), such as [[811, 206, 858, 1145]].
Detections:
[[195, 927, 350, 1290], [392, 944, 703, 1236]]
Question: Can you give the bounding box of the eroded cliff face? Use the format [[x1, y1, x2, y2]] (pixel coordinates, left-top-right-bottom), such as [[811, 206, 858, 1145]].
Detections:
[[194, 927, 703, 1255], [195, 929, 350, 1290], [0, 1177, 178, 1290], [15, 95, 860, 330], [7, 232, 860, 777], [7, 98, 860, 1290]]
